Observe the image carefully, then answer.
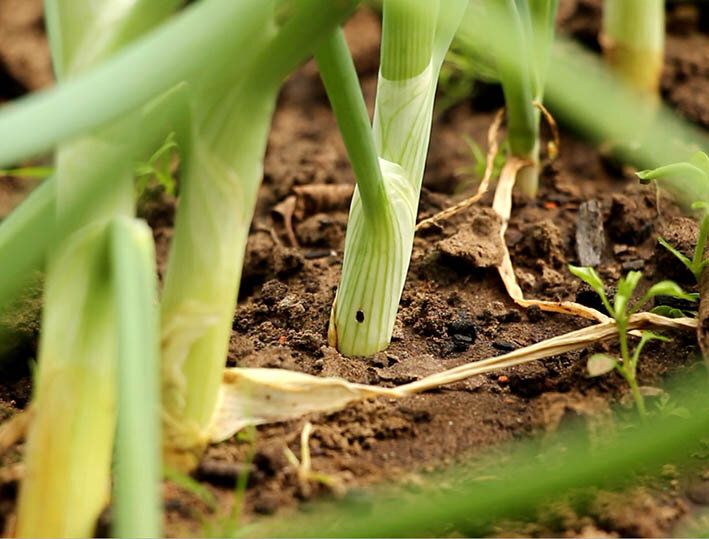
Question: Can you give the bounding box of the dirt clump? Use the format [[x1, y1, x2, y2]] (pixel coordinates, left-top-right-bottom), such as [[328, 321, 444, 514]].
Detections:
[[0, 0, 52, 98], [295, 213, 347, 248], [653, 216, 699, 285], [436, 208, 505, 269], [606, 192, 656, 245], [517, 220, 567, 268]]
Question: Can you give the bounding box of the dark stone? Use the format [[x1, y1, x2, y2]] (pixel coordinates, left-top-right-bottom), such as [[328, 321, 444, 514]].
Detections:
[[493, 340, 518, 352], [621, 259, 645, 271], [304, 249, 332, 259], [452, 333, 473, 351], [447, 311, 477, 340]]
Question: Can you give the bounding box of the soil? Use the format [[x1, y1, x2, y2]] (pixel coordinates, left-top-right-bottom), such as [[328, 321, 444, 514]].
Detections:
[[1, 1, 709, 537]]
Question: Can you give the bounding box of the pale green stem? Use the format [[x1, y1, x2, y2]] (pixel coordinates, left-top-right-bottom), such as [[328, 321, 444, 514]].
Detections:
[[17, 2, 176, 535], [602, 0, 665, 95], [381, 0, 438, 80], [159, 0, 358, 469], [692, 214, 709, 281], [616, 319, 647, 418], [330, 0, 469, 356], [110, 217, 161, 539]]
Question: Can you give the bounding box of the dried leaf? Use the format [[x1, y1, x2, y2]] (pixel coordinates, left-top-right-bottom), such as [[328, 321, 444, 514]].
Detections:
[[208, 369, 396, 443], [208, 313, 695, 442], [493, 158, 611, 323]]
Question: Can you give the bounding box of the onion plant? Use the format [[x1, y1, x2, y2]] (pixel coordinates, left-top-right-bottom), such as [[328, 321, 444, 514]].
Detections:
[[568, 265, 693, 417], [158, 0, 357, 470], [455, 0, 558, 198], [601, 0, 665, 96], [496, 0, 558, 197], [319, 0, 467, 357], [16, 2, 179, 536]]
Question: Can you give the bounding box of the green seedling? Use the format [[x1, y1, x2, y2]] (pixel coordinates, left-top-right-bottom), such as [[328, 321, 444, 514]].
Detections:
[[638, 154, 709, 283], [569, 264, 694, 417], [657, 203, 709, 284], [649, 298, 698, 319], [135, 131, 179, 197], [655, 393, 690, 419], [454, 134, 508, 193], [455, 0, 559, 198]]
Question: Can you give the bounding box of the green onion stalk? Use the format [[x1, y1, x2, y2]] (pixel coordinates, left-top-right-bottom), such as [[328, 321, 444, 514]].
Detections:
[[159, 0, 357, 471], [602, 0, 665, 97], [15, 2, 179, 536], [320, 0, 467, 356], [495, 0, 558, 198]]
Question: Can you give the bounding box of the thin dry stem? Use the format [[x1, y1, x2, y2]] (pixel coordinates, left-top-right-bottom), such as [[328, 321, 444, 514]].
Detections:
[[415, 108, 505, 231], [493, 157, 611, 323], [532, 100, 560, 163]]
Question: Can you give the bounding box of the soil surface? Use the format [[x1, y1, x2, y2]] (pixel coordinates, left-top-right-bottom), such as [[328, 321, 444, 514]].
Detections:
[[1, 1, 709, 537]]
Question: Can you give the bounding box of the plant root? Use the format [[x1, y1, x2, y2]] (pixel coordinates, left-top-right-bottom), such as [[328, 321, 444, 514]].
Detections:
[[0, 407, 32, 459], [283, 421, 342, 498], [532, 100, 560, 164], [493, 157, 611, 323]]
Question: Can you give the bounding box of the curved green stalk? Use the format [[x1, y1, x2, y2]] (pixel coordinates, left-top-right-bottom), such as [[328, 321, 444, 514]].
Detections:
[[314, 28, 387, 221], [159, 0, 358, 470], [602, 0, 665, 96], [0, 0, 272, 168]]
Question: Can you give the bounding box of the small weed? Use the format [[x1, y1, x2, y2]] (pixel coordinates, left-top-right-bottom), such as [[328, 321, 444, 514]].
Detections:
[[454, 133, 507, 193], [569, 264, 694, 417], [135, 132, 179, 197]]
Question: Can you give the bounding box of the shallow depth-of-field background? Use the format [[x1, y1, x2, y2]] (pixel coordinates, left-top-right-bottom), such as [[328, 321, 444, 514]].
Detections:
[[2, 0, 709, 536]]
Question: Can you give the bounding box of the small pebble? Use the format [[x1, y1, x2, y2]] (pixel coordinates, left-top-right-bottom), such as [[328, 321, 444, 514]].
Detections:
[[497, 375, 509, 383], [452, 333, 473, 352], [304, 249, 332, 260], [447, 312, 477, 339], [493, 340, 517, 352], [621, 259, 645, 271], [576, 199, 605, 267]]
